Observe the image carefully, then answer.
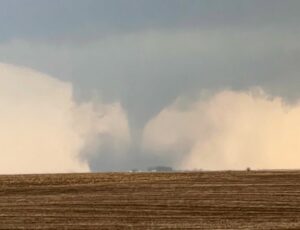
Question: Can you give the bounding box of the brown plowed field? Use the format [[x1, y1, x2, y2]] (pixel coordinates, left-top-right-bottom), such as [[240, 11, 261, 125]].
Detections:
[[0, 171, 300, 229]]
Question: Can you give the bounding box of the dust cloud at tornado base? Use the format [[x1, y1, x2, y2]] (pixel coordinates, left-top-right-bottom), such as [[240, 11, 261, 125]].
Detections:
[[143, 89, 300, 170], [0, 63, 130, 174], [1, 62, 300, 173]]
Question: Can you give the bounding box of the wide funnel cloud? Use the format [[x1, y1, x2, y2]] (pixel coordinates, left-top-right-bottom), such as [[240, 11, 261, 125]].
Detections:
[[0, 63, 130, 174], [143, 89, 300, 170]]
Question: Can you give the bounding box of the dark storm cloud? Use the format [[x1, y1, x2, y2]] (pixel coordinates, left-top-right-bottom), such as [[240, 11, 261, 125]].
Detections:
[[1, 0, 300, 41]]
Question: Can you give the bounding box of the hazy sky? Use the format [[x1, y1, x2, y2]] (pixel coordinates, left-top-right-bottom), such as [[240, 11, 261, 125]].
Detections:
[[1, 0, 300, 172]]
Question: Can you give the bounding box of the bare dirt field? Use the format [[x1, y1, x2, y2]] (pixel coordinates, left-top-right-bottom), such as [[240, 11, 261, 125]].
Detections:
[[0, 171, 299, 229]]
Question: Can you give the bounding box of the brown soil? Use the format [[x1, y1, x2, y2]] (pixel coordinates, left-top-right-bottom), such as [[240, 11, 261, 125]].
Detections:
[[0, 171, 299, 229]]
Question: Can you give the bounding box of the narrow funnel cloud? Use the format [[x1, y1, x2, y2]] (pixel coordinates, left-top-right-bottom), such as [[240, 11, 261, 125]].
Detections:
[[0, 63, 130, 174], [143, 89, 300, 170]]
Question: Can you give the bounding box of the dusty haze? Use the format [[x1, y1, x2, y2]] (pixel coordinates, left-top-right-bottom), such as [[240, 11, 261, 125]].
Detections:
[[143, 89, 300, 170], [0, 63, 130, 174]]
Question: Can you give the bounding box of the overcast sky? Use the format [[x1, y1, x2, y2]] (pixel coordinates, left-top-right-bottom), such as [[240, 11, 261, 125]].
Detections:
[[1, 0, 300, 171]]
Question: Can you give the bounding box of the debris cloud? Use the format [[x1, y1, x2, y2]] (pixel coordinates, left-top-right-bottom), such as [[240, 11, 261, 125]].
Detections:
[[0, 63, 130, 174], [143, 89, 300, 170]]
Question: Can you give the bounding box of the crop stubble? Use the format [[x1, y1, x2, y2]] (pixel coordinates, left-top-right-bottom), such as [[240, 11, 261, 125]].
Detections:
[[0, 171, 299, 229]]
